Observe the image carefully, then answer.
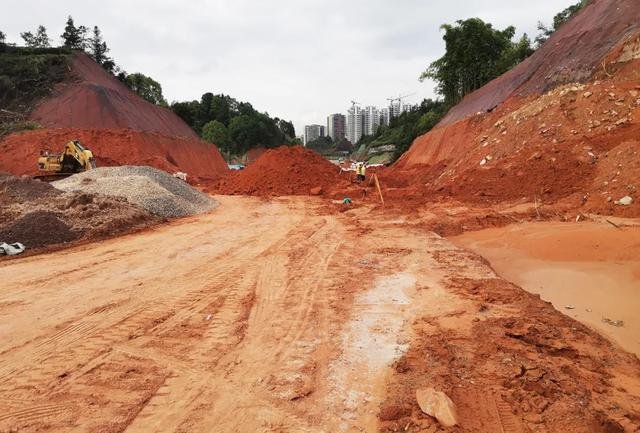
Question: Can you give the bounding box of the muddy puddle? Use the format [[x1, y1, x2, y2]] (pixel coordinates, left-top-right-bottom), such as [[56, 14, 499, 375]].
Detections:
[[451, 221, 640, 357]]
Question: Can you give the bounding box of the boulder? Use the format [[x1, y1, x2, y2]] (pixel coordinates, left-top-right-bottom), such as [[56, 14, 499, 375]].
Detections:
[[416, 388, 458, 427]]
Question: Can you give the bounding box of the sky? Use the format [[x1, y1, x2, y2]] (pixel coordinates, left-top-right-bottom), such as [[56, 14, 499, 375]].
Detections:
[[3, 0, 578, 136]]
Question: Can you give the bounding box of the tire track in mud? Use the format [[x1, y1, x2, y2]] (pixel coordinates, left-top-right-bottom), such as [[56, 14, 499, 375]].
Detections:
[[0, 199, 305, 432]]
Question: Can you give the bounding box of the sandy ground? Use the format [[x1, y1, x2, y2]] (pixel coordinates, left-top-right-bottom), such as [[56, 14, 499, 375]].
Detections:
[[451, 220, 640, 357], [1, 197, 639, 433]]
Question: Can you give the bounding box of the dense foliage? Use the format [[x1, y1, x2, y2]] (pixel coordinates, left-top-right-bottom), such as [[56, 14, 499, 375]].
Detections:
[[420, 18, 533, 107], [124, 73, 167, 106], [0, 45, 71, 136], [171, 93, 296, 156], [535, 0, 591, 46]]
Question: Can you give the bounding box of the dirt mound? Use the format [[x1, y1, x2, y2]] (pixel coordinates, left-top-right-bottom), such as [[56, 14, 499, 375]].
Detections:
[[0, 210, 79, 248], [0, 173, 159, 252], [54, 166, 216, 218], [216, 146, 346, 196], [30, 53, 197, 137], [0, 128, 229, 179]]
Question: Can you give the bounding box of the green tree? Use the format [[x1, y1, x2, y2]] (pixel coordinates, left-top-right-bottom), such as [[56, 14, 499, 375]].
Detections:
[[228, 115, 264, 154], [20, 25, 51, 48], [0, 31, 6, 44], [202, 120, 230, 150], [171, 100, 200, 128], [276, 118, 295, 139], [61, 16, 87, 50], [420, 18, 531, 106], [88, 26, 116, 73], [124, 72, 167, 106]]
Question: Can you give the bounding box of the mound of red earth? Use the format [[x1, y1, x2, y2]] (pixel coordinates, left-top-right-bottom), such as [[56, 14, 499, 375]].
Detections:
[[0, 53, 227, 179], [216, 146, 346, 196], [0, 173, 160, 253], [392, 0, 640, 217], [0, 128, 228, 178]]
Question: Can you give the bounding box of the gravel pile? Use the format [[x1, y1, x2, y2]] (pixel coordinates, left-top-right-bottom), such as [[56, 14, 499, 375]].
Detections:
[[0, 173, 61, 203], [53, 166, 216, 218]]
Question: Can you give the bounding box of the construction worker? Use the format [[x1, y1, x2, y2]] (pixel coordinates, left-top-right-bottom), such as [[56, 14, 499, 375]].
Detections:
[[356, 162, 366, 182]]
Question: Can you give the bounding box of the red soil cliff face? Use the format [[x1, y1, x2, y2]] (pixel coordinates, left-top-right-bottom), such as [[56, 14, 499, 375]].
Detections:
[[30, 53, 197, 137], [0, 128, 228, 179], [1, 53, 228, 178], [392, 0, 640, 216]]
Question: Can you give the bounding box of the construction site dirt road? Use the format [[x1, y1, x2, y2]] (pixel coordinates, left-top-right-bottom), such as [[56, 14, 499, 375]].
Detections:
[[1, 196, 639, 433]]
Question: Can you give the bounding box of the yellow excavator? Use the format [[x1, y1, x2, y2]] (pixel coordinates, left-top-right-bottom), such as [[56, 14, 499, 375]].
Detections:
[[37, 140, 96, 178]]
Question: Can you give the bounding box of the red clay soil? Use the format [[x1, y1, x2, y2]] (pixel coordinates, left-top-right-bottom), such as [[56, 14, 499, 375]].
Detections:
[[391, 14, 640, 218], [245, 146, 267, 164], [30, 53, 197, 138], [214, 146, 347, 196], [0, 128, 229, 179]]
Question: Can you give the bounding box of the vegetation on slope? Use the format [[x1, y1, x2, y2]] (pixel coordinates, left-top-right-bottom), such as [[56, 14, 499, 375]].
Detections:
[[171, 93, 297, 158], [0, 45, 71, 137]]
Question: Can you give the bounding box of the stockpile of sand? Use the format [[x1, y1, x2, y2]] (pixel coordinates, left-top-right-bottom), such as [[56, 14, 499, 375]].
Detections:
[[0, 173, 159, 251], [217, 146, 346, 196], [54, 166, 216, 218]]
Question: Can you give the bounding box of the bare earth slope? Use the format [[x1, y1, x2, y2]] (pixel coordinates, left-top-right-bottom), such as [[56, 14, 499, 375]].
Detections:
[[0, 197, 638, 433], [392, 0, 640, 217], [439, 0, 640, 126], [30, 53, 196, 137], [0, 53, 228, 178]]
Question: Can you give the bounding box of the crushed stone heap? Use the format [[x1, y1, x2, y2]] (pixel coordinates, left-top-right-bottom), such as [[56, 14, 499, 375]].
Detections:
[[53, 166, 217, 218]]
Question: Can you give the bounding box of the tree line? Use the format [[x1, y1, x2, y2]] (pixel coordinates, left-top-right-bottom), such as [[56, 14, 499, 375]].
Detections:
[[1, 17, 167, 106], [421, 0, 590, 108], [171, 93, 297, 156]]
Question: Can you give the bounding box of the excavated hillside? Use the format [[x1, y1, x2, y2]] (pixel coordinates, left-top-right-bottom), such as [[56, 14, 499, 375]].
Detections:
[[0, 52, 228, 178], [394, 0, 640, 217]]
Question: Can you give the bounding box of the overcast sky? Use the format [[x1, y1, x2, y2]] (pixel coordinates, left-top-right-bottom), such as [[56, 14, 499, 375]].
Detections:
[[4, 0, 577, 135]]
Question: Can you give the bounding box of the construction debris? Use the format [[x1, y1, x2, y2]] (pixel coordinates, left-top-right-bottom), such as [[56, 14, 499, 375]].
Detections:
[[0, 242, 25, 256]]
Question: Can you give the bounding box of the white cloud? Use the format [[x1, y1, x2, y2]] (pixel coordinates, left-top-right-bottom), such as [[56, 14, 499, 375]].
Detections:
[[3, 0, 577, 135]]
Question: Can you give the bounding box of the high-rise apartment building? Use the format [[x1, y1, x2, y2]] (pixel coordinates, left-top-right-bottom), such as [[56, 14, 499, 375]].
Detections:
[[381, 107, 390, 127], [362, 106, 380, 136], [326, 113, 346, 142], [346, 106, 364, 145], [304, 124, 325, 145]]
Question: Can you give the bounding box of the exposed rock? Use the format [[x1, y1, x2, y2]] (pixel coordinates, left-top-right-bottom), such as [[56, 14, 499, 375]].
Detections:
[[615, 196, 633, 206], [309, 186, 323, 196], [416, 388, 458, 427]]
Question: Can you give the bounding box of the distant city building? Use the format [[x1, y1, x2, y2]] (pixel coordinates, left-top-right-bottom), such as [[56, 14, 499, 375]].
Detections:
[[326, 113, 346, 142], [381, 107, 390, 127], [402, 103, 414, 113], [346, 106, 364, 145], [362, 106, 380, 136], [304, 124, 325, 145]]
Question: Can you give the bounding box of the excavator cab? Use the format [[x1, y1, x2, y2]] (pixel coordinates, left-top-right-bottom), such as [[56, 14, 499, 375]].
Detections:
[[38, 140, 96, 174]]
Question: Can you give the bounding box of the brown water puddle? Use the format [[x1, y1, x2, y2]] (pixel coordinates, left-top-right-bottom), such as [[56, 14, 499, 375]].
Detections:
[[451, 221, 640, 357]]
